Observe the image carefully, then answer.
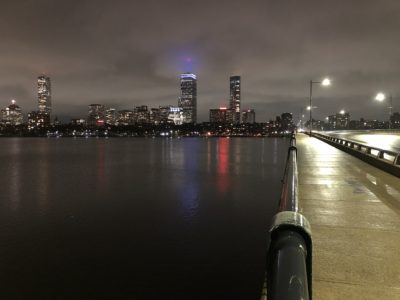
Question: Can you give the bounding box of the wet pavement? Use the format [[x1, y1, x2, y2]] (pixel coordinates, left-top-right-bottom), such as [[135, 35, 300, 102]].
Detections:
[[297, 134, 400, 300]]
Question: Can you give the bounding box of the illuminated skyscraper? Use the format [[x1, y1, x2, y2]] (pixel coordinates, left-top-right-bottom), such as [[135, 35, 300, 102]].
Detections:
[[1, 100, 23, 125], [229, 76, 241, 123], [178, 73, 197, 123], [38, 75, 51, 113]]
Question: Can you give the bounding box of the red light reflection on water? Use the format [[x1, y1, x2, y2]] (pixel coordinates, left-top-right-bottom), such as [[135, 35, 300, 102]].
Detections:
[[217, 138, 229, 193]]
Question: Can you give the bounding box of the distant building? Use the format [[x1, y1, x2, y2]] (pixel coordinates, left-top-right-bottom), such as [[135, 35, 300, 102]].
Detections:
[[178, 73, 197, 123], [117, 110, 134, 125], [28, 75, 52, 128], [134, 105, 150, 124], [229, 76, 241, 123], [242, 109, 256, 124], [1, 100, 23, 125], [28, 111, 50, 129], [210, 107, 229, 123], [168, 107, 184, 125], [87, 104, 106, 126], [336, 112, 350, 129], [150, 108, 160, 124], [105, 108, 117, 125], [328, 112, 350, 130], [280, 112, 294, 131], [38, 75, 52, 114], [158, 105, 172, 124], [390, 112, 400, 129], [71, 118, 86, 125]]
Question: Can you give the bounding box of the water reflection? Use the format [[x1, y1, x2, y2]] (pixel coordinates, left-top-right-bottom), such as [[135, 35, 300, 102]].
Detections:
[[96, 141, 106, 197], [9, 139, 21, 211], [179, 140, 200, 223], [217, 138, 230, 193], [37, 141, 50, 214]]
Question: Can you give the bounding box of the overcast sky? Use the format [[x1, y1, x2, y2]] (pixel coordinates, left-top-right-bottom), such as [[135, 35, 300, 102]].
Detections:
[[1, 0, 399, 122]]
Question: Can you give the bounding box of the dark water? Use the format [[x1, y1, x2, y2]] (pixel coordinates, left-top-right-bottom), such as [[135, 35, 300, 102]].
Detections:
[[0, 137, 288, 299]]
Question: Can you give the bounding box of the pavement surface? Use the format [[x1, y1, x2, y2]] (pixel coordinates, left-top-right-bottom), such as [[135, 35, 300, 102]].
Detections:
[[297, 134, 400, 300]]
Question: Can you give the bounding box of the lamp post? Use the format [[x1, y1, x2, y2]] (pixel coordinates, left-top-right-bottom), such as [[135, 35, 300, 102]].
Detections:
[[375, 92, 394, 129], [309, 78, 330, 136]]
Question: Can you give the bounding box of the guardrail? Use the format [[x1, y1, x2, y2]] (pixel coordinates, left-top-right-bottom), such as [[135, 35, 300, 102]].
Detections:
[[311, 132, 400, 177], [261, 134, 312, 300]]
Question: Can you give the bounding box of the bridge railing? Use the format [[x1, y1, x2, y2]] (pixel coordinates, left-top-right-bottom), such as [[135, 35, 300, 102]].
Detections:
[[313, 132, 400, 166], [261, 134, 312, 300]]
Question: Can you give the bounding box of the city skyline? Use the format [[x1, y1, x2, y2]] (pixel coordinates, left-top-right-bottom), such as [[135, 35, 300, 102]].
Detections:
[[1, 0, 400, 122]]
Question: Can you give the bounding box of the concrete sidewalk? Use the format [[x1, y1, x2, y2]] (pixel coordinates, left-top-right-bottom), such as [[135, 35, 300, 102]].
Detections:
[[297, 134, 400, 299]]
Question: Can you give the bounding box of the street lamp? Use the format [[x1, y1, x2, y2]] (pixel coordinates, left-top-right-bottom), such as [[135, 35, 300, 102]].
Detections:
[[309, 78, 330, 135], [374, 92, 394, 129]]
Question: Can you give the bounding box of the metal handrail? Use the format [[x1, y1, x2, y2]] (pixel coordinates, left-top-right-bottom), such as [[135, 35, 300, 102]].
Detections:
[[313, 132, 400, 165], [263, 134, 312, 300]]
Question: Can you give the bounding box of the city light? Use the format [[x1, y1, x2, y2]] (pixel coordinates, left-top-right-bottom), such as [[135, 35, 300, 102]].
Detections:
[[340, 110, 346, 115], [375, 92, 386, 102], [322, 78, 331, 86], [180, 73, 197, 80]]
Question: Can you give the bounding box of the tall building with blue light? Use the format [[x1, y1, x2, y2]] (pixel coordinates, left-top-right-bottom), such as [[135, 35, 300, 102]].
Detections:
[[229, 75, 241, 123], [179, 73, 197, 123]]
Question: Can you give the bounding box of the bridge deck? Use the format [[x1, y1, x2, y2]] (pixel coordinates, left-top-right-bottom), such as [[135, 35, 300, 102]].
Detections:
[[297, 134, 400, 299]]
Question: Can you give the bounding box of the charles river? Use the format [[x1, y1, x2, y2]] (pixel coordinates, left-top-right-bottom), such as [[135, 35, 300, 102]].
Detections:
[[0, 137, 289, 299]]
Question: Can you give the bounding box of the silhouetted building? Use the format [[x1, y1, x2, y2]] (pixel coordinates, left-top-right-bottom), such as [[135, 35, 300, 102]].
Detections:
[[1, 100, 23, 125], [71, 118, 86, 125], [210, 107, 229, 123], [88, 104, 106, 126], [328, 112, 350, 129], [179, 73, 197, 123], [390, 112, 400, 128], [229, 76, 241, 123], [280, 112, 294, 131], [242, 109, 255, 124], [336, 112, 350, 129]]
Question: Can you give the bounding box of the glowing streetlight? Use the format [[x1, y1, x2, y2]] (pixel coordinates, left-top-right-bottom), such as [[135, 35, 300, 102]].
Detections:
[[375, 92, 394, 129], [340, 110, 346, 115], [309, 77, 331, 135], [375, 92, 385, 102], [322, 78, 331, 86]]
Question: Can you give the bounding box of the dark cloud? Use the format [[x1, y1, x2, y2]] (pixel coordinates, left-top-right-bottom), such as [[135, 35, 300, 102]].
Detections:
[[1, 0, 399, 122]]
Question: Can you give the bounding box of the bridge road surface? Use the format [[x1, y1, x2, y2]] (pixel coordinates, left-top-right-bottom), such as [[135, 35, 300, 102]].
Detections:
[[296, 134, 400, 299]]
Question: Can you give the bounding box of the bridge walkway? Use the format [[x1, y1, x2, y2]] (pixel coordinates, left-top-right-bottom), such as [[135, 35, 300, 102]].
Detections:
[[296, 134, 400, 299]]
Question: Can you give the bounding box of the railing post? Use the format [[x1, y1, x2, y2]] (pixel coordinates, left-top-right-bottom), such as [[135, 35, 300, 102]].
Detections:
[[265, 134, 312, 300], [394, 154, 400, 165]]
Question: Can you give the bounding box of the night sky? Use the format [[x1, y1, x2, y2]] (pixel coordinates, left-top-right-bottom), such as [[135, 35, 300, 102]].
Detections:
[[1, 0, 399, 122]]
